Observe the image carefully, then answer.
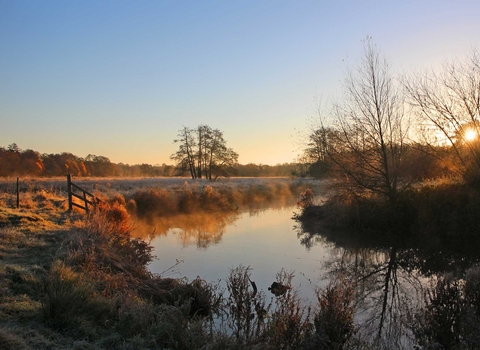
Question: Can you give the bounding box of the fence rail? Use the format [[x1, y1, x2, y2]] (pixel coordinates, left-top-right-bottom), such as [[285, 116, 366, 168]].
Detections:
[[67, 174, 100, 213]]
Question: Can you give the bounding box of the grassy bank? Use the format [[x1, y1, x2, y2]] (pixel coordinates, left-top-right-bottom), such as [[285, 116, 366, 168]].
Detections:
[[4, 177, 480, 349], [297, 179, 480, 247]]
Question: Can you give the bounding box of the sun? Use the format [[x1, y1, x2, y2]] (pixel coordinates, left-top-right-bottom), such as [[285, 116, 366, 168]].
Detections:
[[465, 129, 477, 141]]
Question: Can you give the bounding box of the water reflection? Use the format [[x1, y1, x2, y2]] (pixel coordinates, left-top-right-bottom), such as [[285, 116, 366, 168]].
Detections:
[[133, 211, 239, 248], [296, 218, 480, 346], [324, 246, 422, 347], [142, 197, 479, 347], [135, 196, 298, 249]]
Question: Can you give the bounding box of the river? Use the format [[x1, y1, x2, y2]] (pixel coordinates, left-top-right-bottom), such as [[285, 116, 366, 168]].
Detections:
[[147, 203, 331, 302], [142, 196, 480, 347]]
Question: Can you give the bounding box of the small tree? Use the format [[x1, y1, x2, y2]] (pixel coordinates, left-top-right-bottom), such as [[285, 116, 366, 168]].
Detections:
[[302, 126, 341, 178], [171, 126, 198, 179]]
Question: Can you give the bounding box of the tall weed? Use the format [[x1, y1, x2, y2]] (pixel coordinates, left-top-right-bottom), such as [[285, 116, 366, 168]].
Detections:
[[310, 277, 356, 349], [225, 265, 269, 344], [268, 269, 313, 349]]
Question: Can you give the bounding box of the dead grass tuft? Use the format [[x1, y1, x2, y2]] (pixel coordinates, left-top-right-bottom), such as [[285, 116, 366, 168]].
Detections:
[[0, 327, 28, 350]]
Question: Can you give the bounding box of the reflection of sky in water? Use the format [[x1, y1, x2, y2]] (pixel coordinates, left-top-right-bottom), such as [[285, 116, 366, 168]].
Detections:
[[147, 205, 331, 302]]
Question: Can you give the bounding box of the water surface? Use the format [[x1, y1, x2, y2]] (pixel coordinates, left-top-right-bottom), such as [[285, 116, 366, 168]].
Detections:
[[144, 199, 480, 346], [147, 204, 331, 301]]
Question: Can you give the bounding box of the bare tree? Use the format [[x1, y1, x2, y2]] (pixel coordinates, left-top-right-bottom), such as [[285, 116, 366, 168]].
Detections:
[[329, 40, 410, 205], [404, 50, 480, 183], [171, 126, 198, 179]]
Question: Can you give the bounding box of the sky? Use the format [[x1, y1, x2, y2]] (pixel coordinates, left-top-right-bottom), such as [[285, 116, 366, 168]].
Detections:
[[1, 1, 480, 166]]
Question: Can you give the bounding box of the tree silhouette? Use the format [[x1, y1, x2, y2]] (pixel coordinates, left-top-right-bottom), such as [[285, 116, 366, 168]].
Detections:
[[405, 49, 480, 184], [171, 125, 238, 180], [328, 40, 411, 206]]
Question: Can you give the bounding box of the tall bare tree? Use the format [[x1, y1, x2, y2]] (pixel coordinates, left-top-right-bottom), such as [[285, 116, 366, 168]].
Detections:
[[328, 40, 410, 205], [172, 126, 198, 179]]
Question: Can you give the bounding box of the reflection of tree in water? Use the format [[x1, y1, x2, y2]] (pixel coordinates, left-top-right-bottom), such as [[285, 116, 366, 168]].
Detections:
[[326, 245, 423, 347], [134, 197, 299, 248], [133, 195, 298, 249], [297, 222, 480, 347], [134, 211, 239, 248]]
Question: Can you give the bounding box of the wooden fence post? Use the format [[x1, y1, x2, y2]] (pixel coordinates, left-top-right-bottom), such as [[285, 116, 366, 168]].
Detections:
[[83, 191, 89, 213], [67, 174, 73, 211], [16, 177, 19, 209]]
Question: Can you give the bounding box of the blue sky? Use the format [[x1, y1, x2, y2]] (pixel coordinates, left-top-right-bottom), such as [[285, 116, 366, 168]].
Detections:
[[1, 1, 479, 165]]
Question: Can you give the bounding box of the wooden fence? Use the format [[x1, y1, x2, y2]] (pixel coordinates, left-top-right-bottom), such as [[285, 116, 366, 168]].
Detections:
[[67, 174, 100, 213], [16, 177, 19, 209]]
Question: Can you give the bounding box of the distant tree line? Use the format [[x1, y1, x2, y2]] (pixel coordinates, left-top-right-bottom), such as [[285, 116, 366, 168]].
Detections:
[[0, 143, 175, 177], [236, 163, 301, 177], [0, 143, 299, 178]]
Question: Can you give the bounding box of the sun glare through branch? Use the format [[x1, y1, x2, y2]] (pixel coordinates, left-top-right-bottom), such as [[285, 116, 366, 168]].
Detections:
[[465, 128, 477, 142]]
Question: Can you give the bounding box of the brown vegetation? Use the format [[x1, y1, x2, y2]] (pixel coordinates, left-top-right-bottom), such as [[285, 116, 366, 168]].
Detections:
[[129, 179, 304, 220]]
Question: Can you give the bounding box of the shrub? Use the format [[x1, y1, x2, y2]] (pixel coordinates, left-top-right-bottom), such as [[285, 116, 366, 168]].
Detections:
[[297, 188, 314, 210], [85, 201, 132, 237], [65, 202, 154, 296]]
